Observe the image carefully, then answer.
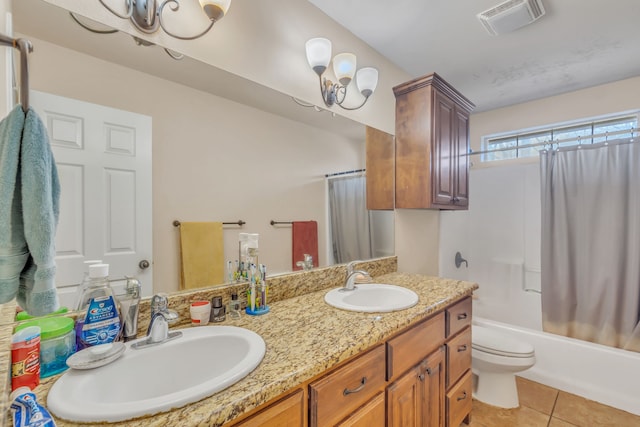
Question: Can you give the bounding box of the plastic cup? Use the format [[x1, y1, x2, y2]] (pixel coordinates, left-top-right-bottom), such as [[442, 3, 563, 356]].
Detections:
[[190, 301, 211, 326]]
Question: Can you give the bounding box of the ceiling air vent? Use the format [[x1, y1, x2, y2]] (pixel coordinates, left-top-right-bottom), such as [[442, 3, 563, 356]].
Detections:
[[477, 0, 545, 35]]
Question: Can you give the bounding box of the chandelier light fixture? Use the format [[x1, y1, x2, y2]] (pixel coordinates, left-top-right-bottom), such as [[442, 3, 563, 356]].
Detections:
[[95, 0, 232, 40], [305, 37, 378, 110]]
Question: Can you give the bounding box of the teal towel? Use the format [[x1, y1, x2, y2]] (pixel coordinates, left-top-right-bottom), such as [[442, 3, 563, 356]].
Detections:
[[0, 105, 60, 316]]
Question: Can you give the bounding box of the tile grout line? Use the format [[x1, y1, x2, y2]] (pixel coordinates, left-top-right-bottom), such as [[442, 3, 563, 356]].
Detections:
[[547, 390, 561, 426]]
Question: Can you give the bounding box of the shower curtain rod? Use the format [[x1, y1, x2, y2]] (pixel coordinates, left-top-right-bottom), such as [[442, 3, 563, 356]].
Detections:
[[464, 127, 639, 157], [325, 168, 365, 178], [0, 33, 32, 113]]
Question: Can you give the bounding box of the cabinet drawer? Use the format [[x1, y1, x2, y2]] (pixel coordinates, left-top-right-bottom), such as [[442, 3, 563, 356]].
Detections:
[[446, 327, 471, 389], [336, 392, 385, 427], [309, 345, 385, 427], [446, 297, 471, 338], [446, 371, 472, 427], [234, 389, 304, 427], [386, 312, 445, 381]]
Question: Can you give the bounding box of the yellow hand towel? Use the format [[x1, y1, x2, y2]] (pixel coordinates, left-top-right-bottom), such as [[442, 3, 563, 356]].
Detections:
[[179, 222, 225, 289]]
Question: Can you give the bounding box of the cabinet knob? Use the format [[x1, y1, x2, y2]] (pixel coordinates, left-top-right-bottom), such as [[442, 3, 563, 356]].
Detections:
[[343, 377, 367, 396], [457, 391, 468, 401], [418, 373, 425, 382]]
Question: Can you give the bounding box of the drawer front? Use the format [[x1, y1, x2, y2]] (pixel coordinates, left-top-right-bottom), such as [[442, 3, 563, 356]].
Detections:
[[234, 389, 304, 427], [446, 371, 472, 427], [446, 327, 471, 389], [336, 392, 385, 427], [310, 345, 385, 427], [446, 297, 472, 338], [386, 312, 445, 381]]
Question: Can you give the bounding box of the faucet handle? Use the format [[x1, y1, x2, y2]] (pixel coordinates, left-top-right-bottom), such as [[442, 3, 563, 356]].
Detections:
[[150, 293, 168, 314]]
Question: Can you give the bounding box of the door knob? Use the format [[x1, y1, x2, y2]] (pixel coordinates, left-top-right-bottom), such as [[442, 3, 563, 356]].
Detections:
[[139, 260, 150, 269]]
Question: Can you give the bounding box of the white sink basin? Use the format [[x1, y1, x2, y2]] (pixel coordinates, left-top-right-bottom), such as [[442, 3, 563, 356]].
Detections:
[[47, 326, 266, 423], [324, 283, 419, 313]]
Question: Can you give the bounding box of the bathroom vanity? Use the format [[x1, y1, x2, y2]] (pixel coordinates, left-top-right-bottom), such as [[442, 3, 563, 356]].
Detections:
[[232, 295, 473, 427], [1, 259, 477, 427]]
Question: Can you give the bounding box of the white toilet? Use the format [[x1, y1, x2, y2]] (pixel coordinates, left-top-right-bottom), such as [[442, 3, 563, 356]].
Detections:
[[471, 325, 536, 408]]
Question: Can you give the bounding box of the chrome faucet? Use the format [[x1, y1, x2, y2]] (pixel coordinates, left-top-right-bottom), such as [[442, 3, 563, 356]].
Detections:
[[119, 277, 141, 341], [343, 260, 373, 291], [131, 294, 182, 350], [296, 254, 314, 271], [150, 293, 179, 324]]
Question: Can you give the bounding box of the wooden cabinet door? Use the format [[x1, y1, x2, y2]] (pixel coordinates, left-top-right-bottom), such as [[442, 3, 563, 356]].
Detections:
[[234, 390, 304, 427], [366, 126, 395, 210], [453, 109, 470, 208], [432, 90, 455, 206], [387, 365, 422, 427], [421, 347, 446, 427]]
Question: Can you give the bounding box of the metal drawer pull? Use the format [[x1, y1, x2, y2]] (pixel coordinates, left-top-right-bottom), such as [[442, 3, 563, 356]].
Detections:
[[457, 344, 468, 352], [343, 377, 367, 396], [457, 391, 467, 401], [457, 313, 468, 320]]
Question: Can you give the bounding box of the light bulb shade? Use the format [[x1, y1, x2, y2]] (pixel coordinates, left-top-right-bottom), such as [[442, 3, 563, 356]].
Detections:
[[332, 52, 357, 86], [306, 38, 332, 76], [356, 67, 378, 98], [199, 0, 232, 21]]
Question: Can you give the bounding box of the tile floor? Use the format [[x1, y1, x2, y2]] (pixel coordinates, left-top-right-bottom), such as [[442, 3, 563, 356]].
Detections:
[[466, 377, 640, 427]]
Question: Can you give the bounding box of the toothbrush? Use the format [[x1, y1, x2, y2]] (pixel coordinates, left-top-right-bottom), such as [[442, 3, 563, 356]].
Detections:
[[250, 264, 256, 311], [260, 264, 267, 309]]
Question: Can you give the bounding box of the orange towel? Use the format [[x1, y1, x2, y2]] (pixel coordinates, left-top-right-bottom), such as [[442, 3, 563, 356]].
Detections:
[[292, 221, 318, 271], [179, 222, 225, 289]]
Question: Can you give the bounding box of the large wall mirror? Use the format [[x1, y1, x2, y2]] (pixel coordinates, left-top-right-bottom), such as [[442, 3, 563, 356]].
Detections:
[[11, 0, 394, 312]]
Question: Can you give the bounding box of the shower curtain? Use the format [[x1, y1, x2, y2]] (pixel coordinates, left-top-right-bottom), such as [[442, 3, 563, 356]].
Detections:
[[540, 139, 640, 352], [328, 174, 373, 264]]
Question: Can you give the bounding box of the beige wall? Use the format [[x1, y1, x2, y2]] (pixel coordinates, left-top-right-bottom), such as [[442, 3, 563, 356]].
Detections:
[[25, 36, 365, 293]]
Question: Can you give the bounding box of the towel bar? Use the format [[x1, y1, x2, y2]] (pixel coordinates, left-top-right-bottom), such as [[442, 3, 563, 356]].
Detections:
[[173, 220, 245, 227], [270, 220, 293, 226]]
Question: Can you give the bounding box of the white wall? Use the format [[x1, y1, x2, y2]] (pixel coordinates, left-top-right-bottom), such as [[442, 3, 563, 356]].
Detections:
[[25, 36, 365, 294]]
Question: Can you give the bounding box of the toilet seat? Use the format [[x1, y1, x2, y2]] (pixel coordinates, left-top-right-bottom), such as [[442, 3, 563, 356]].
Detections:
[[472, 325, 535, 358]]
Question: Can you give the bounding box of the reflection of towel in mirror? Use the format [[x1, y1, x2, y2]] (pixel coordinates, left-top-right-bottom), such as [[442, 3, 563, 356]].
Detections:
[[0, 105, 60, 316], [179, 222, 225, 289], [292, 221, 318, 271]]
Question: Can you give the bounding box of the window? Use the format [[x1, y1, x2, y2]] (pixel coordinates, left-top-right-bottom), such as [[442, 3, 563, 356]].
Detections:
[[481, 114, 638, 162]]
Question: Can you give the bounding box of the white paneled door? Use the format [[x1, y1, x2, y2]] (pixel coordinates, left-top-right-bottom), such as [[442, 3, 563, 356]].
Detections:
[[30, 91, 152, 308]]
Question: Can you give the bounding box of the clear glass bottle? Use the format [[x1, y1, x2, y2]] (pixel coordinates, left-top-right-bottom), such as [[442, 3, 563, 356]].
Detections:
[[228, 293, 241, 319], [75, 263, 121, 350]]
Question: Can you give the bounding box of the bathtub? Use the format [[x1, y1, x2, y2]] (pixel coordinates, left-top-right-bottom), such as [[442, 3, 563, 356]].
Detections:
[[474, 316, 640, 416]]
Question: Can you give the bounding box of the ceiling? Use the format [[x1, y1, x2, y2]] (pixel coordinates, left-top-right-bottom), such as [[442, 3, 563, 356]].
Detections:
[[309, 0, 640, 112]]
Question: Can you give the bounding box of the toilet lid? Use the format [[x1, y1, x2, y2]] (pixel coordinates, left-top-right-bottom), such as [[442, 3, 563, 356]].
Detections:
[[472, 325, 535, 358]]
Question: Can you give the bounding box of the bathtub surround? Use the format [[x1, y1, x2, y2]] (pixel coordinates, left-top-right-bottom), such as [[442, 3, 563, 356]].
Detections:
[[540, 139, 640, 352]]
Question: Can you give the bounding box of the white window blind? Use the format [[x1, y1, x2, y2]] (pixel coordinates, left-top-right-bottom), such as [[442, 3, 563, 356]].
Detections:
[[481, 114, 639, 162]]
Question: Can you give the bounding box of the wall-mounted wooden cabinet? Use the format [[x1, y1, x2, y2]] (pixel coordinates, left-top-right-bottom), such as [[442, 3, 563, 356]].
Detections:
[[366, 126, 395, 210], [393, 73, 474, 210]]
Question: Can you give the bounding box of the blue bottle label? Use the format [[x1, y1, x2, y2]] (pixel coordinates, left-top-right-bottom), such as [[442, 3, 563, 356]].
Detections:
[[80, 296, 120, 346]]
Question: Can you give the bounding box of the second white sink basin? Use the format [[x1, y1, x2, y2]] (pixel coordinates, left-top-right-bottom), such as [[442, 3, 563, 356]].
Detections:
[[47, 326, 266, 423], [325, 283, 419, 313]]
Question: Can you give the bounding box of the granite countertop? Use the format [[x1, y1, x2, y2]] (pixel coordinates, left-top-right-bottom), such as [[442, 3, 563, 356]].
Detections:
[[31, 272, 477, 427]]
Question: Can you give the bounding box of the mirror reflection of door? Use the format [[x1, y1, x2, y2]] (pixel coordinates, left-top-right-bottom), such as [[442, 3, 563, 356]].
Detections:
[[30, 91, 153, 308]]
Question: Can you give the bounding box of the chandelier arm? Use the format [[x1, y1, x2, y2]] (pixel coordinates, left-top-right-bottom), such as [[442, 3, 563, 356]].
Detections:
[[164, 48, 184, 60], [319, 76, 334, 108], [334, 84, 348, 105], [157, 0, 216, 41], [98, 0, 134, 20], [69, 12, 119, 34], [336, 95, 371, 111]]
